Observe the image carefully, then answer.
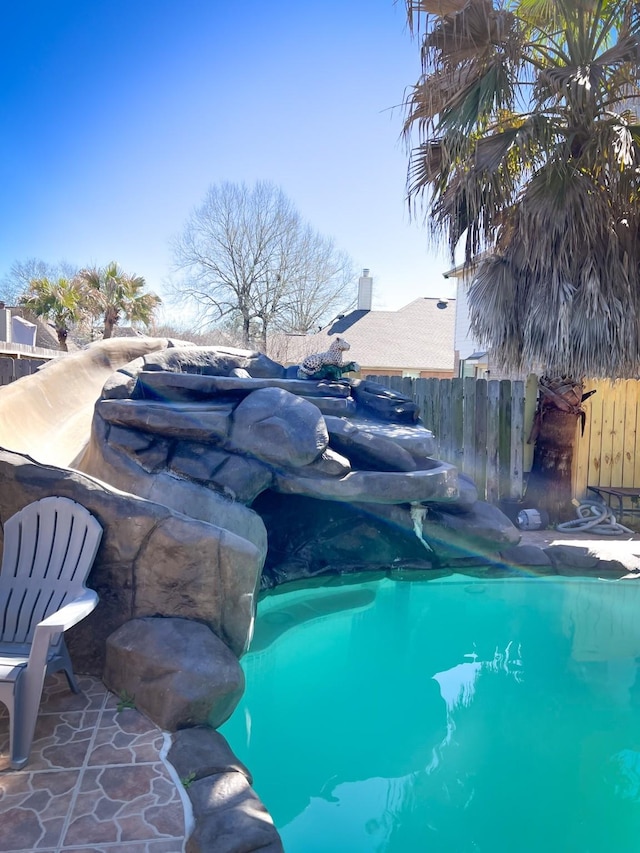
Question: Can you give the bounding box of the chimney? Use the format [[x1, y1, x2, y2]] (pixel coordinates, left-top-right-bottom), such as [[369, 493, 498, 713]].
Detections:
[[0, 307, 11, 343], [357, 268, 372, 311]]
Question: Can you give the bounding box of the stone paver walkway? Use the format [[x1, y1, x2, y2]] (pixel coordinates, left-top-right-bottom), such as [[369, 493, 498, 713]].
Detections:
[[0, 673, 189, 852]]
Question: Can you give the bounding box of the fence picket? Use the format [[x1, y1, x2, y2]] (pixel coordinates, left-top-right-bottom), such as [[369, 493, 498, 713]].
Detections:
[[13, 360, 32, 380], [462, 377, 476, 481], [451, 378, 464, 470], [0, 358, 14, 386], [474, 379, 488, 497], [510, 380, 525, 500], [498, 380, 512, 499], [431, 379, 442, 451], [438, 379, 453, 464], [486, 381, 500, 502]]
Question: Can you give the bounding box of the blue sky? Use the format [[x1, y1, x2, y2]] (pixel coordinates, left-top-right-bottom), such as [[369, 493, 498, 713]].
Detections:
[[0, 0, 455, 317]]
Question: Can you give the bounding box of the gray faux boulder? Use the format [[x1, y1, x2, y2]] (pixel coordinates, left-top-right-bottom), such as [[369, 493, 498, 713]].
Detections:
[[168, 727, 253, 783], [141, 345, 285, 378], [104, 617, 245, 731], [136, 371, 350, 402], [186, 773, 284, 853], [350, 379, 419, 423], [168, 727, 284, 853], [229, 387, 328, 467], [499, 545, 555, 570], [273, 460, 459, 504], [543, 544, 600, 570], [325, 416, 418, 472], [78, 409, 268, 555], [423, 500, 521, 560], [0, 449, 263, 671], [333, 419, 437, 460], [170, 442, 274, 503], [97, 398, 232, 442]]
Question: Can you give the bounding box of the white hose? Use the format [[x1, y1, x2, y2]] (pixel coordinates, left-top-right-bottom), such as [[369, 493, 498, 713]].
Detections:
[[556, 499, 635, 536]]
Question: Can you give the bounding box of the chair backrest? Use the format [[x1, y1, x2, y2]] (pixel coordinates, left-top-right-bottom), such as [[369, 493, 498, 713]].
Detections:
[[0, 496, 103, 644]]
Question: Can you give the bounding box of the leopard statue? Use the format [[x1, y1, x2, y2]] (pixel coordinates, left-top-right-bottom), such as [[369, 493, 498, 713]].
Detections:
[[297, 336, 360, 380]]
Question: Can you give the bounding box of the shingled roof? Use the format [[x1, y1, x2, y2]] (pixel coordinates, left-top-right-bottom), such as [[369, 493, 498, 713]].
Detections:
[[272, 297, 456, 373]]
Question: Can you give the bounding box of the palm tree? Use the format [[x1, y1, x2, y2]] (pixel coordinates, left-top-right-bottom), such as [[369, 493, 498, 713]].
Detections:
[[77, 262, 161, 338], [403, 0, 640, 519], [19, 277, 86, 351]]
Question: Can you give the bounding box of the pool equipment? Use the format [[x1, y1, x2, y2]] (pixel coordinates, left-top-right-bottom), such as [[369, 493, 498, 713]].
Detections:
[[517, 508, 549, 530]]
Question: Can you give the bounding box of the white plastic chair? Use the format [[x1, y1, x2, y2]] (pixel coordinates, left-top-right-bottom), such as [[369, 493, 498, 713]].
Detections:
[[0, 496, 103, 769]]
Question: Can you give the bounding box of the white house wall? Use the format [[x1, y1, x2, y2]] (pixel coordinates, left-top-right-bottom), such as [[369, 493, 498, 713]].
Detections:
[[454, 272, 483, 360]]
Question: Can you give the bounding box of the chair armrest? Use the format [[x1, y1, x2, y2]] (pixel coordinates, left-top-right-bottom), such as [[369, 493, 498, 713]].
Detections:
[[36, 589, 99, 632], [24, 589, 99, 677]]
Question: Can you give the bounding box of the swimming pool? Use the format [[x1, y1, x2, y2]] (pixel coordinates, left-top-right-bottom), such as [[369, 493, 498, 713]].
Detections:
[[221, 575, 640, 852]]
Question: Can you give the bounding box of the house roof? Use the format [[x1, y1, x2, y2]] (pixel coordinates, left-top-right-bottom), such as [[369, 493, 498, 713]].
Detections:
[[272, 297, 456, 371]]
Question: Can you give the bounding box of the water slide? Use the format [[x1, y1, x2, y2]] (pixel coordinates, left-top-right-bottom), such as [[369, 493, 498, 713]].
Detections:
[[0, 338, 168, 468]]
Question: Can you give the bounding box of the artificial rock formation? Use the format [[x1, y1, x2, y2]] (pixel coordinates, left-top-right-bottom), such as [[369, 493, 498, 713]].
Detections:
[[0, 449, 263, 672], [76, 344, 520, 586]]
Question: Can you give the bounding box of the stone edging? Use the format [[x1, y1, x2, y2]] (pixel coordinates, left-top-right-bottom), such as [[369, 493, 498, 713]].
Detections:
[[167, 727, 284, 853]]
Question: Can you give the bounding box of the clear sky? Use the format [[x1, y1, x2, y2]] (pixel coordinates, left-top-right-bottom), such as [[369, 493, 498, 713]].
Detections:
[[0, 0, 456, 318]]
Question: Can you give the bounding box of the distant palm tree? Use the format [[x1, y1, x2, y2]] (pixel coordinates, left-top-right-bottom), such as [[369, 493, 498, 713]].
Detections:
[[403, 0, 640, 519], [78, 262, 161, 338], [19, 277, 86, 351]]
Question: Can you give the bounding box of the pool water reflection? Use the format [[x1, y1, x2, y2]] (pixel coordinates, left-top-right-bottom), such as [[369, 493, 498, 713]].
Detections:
[[221, 576, 640, 853]]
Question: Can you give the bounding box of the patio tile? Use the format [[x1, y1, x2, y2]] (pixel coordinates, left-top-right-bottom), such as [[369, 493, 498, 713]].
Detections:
[[0, 674, 186, 853], [0, 710, 99, 772], [62, 762, 185, 848]]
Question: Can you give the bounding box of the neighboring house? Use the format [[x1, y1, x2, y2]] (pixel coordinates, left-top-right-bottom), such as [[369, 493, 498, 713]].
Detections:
[[442, 259, 488, 378], [271, 270, 456, 379], [443, 259, 536, 380], [0, 306, 66, 359]]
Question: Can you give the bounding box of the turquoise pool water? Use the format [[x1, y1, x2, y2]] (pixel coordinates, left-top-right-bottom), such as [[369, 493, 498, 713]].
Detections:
[[221, 576, 640, 852]]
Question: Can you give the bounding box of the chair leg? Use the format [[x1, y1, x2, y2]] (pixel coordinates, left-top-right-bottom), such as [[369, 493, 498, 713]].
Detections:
[[10, 664, 47, 770], [57, 640, 80, 694], [0, 692, 17, 767]]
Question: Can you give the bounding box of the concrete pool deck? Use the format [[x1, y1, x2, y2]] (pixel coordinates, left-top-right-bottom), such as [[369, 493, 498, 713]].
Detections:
[[519, 528, 640, 575]]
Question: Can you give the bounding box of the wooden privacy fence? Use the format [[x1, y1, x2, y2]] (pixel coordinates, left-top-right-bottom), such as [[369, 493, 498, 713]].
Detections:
[[573, 379, 640, 499], [0, 357, 47, 386], [367, 375, 537, 503]]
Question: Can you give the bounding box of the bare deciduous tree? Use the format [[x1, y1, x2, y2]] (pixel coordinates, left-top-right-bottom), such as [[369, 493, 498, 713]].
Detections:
[[170, 181, 355, 348], [0, 259, 78, 306]]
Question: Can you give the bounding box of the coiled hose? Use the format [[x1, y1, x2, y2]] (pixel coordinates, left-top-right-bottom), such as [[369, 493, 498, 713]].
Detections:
[[556, 499, 635, 536]]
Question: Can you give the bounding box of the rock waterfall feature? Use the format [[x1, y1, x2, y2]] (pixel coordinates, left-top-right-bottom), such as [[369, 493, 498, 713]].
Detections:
[[76, 345, 520, 591]]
